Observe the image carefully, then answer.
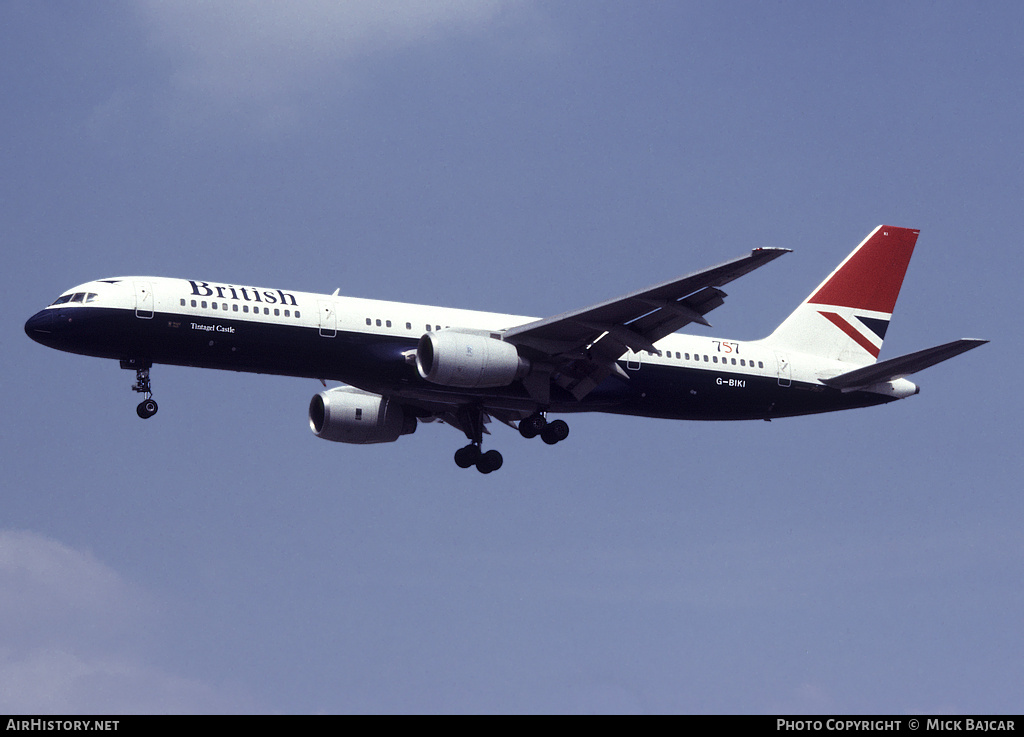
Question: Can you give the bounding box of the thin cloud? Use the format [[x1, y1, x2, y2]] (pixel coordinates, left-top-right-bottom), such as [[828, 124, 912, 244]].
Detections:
[[136, 0, 530, 126], [0, 648, 246, 715], [0, 530, 138, 629], [0, 530, 254, 714]]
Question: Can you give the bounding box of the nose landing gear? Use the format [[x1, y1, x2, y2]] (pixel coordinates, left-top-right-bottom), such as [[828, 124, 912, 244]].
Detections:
[[122, 360, 158, 419], [136, 395, 158, 419]]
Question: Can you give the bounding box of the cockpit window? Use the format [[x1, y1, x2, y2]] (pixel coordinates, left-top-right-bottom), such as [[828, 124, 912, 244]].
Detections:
[[50, 292, 98, 306]]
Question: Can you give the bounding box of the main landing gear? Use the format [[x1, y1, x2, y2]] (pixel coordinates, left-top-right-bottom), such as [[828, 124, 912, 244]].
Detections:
[[517, 413, 569, 445], [454, 444, 504, 474], [452, 405, 503, 474], [122, 360, 158, 419], [452, 410, 570, 474]]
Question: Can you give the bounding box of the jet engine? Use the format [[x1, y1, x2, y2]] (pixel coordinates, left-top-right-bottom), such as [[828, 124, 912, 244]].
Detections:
[[416, 329, 529, 388], [309, 387, 417, 444]]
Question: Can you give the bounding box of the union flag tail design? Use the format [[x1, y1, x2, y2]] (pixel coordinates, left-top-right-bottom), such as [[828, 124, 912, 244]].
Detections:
[[765, 225, 920, 365]]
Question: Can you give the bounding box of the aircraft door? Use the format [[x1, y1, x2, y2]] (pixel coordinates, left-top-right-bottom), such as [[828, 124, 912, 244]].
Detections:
[[318, 300, 337, 337], [775, 352, 791, 387], [134, 281, 154, 319]]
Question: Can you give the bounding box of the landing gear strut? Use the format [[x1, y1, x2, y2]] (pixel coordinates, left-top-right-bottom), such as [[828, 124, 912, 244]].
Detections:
[[122, 360, 158, 419]]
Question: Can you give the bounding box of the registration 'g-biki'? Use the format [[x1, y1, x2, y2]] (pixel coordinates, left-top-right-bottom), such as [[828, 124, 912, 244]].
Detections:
[[25, 226, 986, 473]]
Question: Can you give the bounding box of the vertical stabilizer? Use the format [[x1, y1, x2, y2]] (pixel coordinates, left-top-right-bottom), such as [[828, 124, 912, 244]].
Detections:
[[765, 225, 919, 365]]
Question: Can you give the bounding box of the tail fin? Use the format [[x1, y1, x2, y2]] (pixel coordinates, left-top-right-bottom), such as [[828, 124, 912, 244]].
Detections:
[[765, 225, 919, 365]]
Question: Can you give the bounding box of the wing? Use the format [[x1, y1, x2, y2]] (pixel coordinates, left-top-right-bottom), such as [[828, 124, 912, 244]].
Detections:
[[503, 247, 790, 400]]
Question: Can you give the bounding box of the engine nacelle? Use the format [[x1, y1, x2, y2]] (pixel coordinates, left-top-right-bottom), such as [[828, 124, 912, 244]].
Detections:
[[416, 330, 529, 388], [309, 387, 417, 445]]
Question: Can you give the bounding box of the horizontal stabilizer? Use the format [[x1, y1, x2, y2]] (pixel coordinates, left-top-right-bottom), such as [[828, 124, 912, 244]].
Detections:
[[821, 339, 988, 391]]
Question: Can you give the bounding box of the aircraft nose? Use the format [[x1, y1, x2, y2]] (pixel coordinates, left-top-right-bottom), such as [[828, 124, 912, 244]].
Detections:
[[24, 309, 53, 338]]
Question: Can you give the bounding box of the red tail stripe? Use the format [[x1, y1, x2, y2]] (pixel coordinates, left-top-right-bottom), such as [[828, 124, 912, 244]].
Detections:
[[818, 311, 881, 358], [808, 227, 918, 313]]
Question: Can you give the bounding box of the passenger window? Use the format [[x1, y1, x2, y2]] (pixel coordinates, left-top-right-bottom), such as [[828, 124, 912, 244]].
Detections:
[[212, 302, 218, 309], [295, 311, 300, 318], [191, 300, 197, 307], [406, 322, 412, 330], [375, 319, 381, 326], [180, 299, 186, 306], [386, 320, 392, 328], [201, 301, 208, 308], [366, 318, 371, 325], [274, 309, 280, 316], [284, 309, 289, 317]]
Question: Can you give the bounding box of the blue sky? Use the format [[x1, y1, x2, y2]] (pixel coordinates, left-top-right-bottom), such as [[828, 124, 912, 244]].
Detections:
[[3, 1, 1021, 713]]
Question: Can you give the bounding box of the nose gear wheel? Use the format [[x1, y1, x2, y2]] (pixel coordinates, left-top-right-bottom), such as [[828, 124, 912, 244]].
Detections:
[[122, 360, 158, 419]]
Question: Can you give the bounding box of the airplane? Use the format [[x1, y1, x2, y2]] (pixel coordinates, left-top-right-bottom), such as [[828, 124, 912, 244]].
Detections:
[[24, 225, 986, 473]]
